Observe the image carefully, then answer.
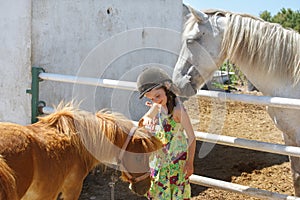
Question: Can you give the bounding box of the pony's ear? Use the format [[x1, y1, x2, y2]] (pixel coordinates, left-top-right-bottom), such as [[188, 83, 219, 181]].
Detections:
[[132, 128, 162, 153], [140, 136, 162, 153], [188, 6, 208, 23]]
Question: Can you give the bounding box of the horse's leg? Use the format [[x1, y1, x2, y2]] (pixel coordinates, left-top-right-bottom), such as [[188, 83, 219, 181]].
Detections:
[[59, 165, 89, 200], [268, 108, 300, 196], [21, 179, 62, 200], [21, 155, 65, 200], [59, 179, 84, 200], [0, 156, 19, 200], [7, 150, 34, 198], [282, 132, 300, 197]]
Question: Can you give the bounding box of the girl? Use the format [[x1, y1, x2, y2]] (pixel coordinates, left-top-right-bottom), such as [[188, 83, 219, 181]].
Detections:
[[137, 67, 196, 200]]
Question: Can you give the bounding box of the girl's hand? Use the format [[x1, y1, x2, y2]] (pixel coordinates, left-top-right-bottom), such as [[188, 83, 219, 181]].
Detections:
[[184, 161, 194, 179], [141, 116, 158, 132], [142, 116, 154, 126], [138, 102, 159, 130]]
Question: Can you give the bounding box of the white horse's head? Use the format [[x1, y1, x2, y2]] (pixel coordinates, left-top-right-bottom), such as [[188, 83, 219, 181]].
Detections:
[[173, 6, 227, 97]]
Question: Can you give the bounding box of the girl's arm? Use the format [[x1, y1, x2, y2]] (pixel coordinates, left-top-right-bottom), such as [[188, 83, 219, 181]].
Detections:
[[138, 103, 159, 127], [174, 103, 196, 178]]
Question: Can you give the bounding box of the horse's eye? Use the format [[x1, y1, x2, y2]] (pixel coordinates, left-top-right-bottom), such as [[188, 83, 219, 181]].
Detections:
[[186, 39, 194, 44]]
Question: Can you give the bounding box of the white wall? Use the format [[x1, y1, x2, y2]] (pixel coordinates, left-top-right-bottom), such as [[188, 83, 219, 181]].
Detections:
[[0, 0, 183, 123], [0, 0, 32, 124], [32, 0, 183, 121]]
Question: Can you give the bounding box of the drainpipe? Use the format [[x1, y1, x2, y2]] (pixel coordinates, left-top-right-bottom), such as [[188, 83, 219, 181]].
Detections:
[[26, 67, 45, 123]]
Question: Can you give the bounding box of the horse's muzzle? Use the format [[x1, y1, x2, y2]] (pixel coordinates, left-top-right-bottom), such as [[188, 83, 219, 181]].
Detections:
[[173, 75, 197, 97], [173, 65, 200, 97]]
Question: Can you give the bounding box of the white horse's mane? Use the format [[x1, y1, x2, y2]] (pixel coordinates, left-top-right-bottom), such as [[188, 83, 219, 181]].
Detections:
[[183, 9, 300, 84], [183, 9, 261, 40], [220, 12, 300, 84]]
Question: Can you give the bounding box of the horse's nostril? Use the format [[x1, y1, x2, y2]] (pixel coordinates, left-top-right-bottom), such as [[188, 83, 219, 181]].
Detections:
[[130, 180, 150, 196]]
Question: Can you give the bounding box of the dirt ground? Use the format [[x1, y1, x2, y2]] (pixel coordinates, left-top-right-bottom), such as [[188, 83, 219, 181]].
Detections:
[[79, 91, 295, 200]]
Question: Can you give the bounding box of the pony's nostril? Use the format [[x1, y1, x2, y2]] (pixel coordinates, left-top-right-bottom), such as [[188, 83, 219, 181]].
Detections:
[[130, 182, 150, 196]]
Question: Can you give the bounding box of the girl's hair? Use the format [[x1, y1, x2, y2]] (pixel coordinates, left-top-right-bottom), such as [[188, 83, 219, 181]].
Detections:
[[162, 86, 177, 115]]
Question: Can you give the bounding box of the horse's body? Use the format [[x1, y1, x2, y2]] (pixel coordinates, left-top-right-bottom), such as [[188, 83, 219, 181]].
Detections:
[[173, 6, 300, 196], [0, 103, 161, 199]]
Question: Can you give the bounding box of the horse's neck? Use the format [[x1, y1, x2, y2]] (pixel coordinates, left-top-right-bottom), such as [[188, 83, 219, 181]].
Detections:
[[238, 63, 300, 98], [85, 130, 120, 165], [220, 14, 300, 97]]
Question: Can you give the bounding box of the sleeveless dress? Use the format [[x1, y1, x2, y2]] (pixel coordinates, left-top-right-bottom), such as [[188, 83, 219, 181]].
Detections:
[[147, 106, 191, 200]]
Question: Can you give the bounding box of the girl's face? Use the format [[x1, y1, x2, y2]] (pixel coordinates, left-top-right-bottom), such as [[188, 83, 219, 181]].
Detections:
[[145, 87, 167, 106]]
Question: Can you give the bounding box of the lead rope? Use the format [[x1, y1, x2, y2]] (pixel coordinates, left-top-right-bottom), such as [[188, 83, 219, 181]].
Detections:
[[109, 169, 119, 200], [109, 126, 138, 200]]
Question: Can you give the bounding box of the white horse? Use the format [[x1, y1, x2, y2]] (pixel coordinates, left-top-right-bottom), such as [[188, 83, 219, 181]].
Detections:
[[173, 5, 300, 196]]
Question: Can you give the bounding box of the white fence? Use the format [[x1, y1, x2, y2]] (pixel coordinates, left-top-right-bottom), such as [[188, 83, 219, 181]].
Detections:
[[32, 70, 300, 199]]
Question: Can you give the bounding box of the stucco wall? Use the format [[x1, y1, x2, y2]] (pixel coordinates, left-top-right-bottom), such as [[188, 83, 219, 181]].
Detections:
[[0, 0, 183, 124], [0, 0, 32, 124], [31, 0, 183, 121]]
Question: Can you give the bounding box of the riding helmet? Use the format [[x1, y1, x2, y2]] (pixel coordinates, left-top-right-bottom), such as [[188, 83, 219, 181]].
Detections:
[[137, 67, 172, 99]]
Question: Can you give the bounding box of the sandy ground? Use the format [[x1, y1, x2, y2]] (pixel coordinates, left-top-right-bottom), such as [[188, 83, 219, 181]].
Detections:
[[79, 92, 295, 200]]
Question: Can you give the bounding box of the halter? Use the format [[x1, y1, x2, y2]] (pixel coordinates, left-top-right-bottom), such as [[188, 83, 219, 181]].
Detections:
[[117, 126, 150, 183]]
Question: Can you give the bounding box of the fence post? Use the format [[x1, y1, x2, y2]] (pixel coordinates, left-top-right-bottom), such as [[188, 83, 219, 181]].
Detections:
[[26, 67, 45, 123]]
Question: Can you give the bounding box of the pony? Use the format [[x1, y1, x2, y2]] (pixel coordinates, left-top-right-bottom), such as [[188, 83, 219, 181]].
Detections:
[[172, 5, 300, 196], [0, 103, 162, 199]]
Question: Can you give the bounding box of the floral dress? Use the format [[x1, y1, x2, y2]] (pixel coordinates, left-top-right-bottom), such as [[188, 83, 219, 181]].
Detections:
[[147, 107, 191, 200]]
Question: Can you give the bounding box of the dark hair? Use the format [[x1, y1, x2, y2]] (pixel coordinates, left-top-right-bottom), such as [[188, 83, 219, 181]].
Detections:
[[162, 86, 177, 115]]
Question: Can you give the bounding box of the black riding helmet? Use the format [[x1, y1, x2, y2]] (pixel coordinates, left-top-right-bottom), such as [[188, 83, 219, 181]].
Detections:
[[137, 67, 172, 99]]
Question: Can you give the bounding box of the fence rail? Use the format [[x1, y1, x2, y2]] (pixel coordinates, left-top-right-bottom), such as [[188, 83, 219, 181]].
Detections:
[[37, 69, 300, 110], [39, 72, 137, 91], [197, 90, 300, 110], [189, 175, 300, 200]]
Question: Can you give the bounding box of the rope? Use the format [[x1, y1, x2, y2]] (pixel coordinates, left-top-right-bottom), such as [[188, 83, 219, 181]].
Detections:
[[109, 170, 119, 200], [109, 126, 138, 200]]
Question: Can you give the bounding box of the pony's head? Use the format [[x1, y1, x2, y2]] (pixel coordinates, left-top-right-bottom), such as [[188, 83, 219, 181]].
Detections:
[[118, 127, 162, 196], [94, 111, 162, 196], [173, 6, 227, 97]]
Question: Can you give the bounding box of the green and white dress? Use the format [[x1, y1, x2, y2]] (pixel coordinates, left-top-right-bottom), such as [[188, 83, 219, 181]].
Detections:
[[147, 106, 191, 200]]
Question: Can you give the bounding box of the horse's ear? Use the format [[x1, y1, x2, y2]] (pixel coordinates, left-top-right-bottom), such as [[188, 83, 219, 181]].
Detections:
[[163, 81, 182, 96], [183, 4, 191, 22], [187, 5, 208, 23]]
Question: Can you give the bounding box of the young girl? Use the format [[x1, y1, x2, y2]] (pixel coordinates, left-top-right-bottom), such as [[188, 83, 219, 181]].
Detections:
[[137, 67, 196, 200]]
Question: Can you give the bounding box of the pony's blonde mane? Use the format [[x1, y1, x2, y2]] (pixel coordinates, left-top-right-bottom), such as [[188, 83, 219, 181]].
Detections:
[[220, 12, 300, 84], [36, 102, 161, 164]]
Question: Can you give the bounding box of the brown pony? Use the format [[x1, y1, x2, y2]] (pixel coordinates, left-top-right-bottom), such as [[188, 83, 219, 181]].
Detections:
[[0, 103, 162, 200]]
